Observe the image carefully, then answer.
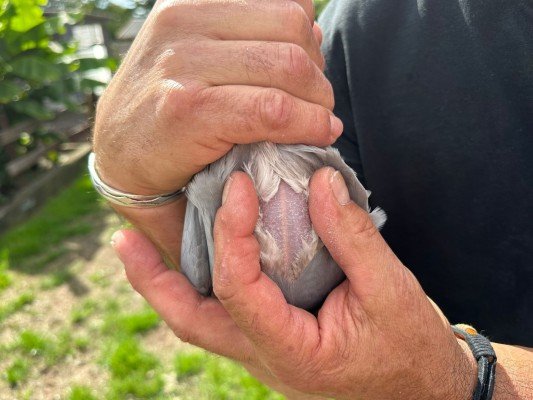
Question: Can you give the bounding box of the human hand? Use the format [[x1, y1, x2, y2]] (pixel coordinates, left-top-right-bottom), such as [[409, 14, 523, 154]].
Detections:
[[112, 167, 478, 399], [93, 0, 340, 267], [93, 0, 338, 195]]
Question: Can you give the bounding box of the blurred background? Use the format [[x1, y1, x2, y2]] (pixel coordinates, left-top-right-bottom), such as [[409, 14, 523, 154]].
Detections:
[[0, 0, 330, 399]]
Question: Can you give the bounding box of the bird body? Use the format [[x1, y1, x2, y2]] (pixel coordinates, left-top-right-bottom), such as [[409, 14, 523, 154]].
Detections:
[[181, 142, 386, 310]]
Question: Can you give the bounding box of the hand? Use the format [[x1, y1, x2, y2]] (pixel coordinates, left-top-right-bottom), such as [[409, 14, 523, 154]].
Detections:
[[93, 0, 339, 195], [93, 0, 340, 268], [112, 167, 478, 399]]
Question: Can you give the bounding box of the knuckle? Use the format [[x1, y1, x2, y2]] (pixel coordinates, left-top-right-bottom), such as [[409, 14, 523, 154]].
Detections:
[[152, 1, 189, 27], [151, 2, 178, 26], [212, 278, 236, 303], [300, 0, 315, 14], [160, 82, 195, 119], [214, 209, 232, 237], [310, 107, 332, 138], [172, 326, 196, 345], [281, 43, 312, 79], [212, 264, 235, 303], [127, 274, 144, 294], [349, 209, 380, 241], [147, 269, 170, 294], [280, 1, 310, 37], [255, 89, 294, 131]]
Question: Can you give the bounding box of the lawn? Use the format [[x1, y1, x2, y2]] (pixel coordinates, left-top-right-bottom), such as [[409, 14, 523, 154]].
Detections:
[[0, 172, 284, 399]]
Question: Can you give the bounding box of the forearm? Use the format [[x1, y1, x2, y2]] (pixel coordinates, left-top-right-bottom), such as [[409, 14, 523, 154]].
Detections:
[[453, 339, 533, 400], [492, 343, 533, 399]]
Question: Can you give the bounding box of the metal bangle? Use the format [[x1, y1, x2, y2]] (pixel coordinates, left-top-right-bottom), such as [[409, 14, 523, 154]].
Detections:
[[88, 152, 186, 208]]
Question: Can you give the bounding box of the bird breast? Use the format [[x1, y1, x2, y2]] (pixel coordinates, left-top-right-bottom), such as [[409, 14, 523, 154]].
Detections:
[[244, 143, 322, 283], [181, 142, 386, 310]]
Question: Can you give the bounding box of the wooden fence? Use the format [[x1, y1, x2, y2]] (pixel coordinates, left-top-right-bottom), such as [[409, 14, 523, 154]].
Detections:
[[0, 111, 93, 233]]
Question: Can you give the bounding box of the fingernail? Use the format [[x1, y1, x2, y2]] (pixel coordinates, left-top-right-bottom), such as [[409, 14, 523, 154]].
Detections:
[[330, 171, 350, 205], [222, 176, 233, 205], [329, 114, 344, 138]]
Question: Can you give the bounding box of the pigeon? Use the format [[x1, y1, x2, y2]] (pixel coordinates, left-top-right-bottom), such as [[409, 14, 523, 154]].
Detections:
[[181, 142, 386, 311]]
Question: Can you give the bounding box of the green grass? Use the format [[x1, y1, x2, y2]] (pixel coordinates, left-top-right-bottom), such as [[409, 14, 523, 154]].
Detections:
[[0, 269, 11, 291], [16, 330, 75, 367], [71, 299, 99, 324], [29, 247, 70, 272], [18, 330, 51, 356], [0, 292, 35, 322], [40, 268, 74, 289], [0, 175, 103, 272], [73, 336, 90, 352], [0, 249, 12, 291], [314, 0, 330, 16], [106, 338, 164, 399], [89, 270, 111, 288], [103, 308, 161, 336], [68, 385, 98, 400], [201, 355, 283, 400], [0, 171, 286, 399], [175, 351, 206, 378], [5, 358, 29, 388], [173, 350, 283, 399]]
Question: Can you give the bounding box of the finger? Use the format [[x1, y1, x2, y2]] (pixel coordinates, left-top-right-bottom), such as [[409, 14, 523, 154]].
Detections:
[[313, 23, 323, 47], [213, 172, 320, 361], [292, 0, 316, 22], [112, 229, 255, 363], [154, 0, 323, 67], [308, 167, 403, 301], [178, 40, 333, 109], [180, 85, 343, 151]]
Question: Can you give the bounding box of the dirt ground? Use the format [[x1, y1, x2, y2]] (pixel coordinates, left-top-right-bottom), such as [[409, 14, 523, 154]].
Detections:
[[0, 211, 200, 400]]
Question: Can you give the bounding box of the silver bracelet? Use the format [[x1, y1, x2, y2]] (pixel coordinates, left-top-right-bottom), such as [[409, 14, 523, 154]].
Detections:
[[88, 152, 186, 208]]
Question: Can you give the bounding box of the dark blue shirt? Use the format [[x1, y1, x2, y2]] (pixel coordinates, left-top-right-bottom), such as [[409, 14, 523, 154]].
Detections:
[[320, 0, 532, 345]]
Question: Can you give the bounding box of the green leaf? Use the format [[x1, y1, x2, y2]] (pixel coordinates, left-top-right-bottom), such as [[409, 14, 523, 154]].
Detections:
[[42, 15, 68, 36], [0, 80, 24, 103], [77, 57, 118, 73], [10, 0, 46, 33], [47, 41, 64, 54], [80, 78, 107, 91], [9, 99, 54, 120], [0, 0, 11, 20], [10, 56, 62, 83]]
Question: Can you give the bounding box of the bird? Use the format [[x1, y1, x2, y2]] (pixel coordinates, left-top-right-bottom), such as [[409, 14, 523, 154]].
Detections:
[[181, 142, 386, 311]]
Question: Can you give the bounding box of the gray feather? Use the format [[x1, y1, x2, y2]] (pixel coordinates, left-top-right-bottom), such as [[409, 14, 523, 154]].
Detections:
[[181, 203, 211, 295], [181, 142, 387, 310]]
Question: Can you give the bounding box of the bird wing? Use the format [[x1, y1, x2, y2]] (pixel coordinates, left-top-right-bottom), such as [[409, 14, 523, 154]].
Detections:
[[181, 202, 212, 296]]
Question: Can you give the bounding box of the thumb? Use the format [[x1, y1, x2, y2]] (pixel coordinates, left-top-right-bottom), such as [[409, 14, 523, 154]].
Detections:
[[308, 167, 404, 301]]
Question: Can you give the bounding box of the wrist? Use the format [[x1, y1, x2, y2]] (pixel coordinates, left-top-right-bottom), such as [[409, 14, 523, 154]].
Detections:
[[110, 196, 187, 270], [420, 337, 477, 400], [93, 150, 166, 196], [415, 336, 477, 400], [452, 338, 479, 400]]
